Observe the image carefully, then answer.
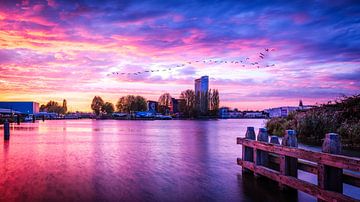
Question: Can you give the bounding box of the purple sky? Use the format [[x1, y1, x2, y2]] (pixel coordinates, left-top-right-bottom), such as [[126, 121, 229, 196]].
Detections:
[[0, 0, 359, 111]]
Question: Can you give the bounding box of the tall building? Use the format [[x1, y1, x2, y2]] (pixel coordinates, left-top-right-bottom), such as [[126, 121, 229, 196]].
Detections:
[[194, 76, 209, 114], [194, 76, 209, 95]]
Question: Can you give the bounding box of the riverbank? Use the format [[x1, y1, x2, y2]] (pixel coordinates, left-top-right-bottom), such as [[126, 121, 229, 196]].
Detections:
[[266, 94, 360, 150]]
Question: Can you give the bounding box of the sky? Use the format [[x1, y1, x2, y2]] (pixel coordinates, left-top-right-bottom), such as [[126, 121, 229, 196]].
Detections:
[[0, 0, 359, 111]]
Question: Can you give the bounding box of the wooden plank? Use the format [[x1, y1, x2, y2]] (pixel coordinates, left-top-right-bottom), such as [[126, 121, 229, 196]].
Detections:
[[267, 155, 360, 187], [298, 160, 317, 174], [238, 159, 357, 202], [237, 138, 360, 172], [343, 172, 360, 187]]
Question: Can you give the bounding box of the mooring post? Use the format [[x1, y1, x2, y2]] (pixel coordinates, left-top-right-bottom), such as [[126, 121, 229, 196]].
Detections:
[[279, 130, 298, 190], [17, 114, 21, 125], [318, 133, 343, 198], [42, 115, 45, 122], [256, 128, 269, 167], [32, 115, 35, 123], [242, 127, 256, 174], [4, 119, 10, 140]]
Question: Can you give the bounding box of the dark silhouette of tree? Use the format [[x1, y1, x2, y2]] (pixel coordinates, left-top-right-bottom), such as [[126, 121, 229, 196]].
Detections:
[[116, 95, 147, 113], [209, 89, 220, 116], [180, 89, 196, 117], [40, 100, 68, 114], [158, 93, 172, 114], [91, 96, 104, 116], [102, 102, 115, 114]]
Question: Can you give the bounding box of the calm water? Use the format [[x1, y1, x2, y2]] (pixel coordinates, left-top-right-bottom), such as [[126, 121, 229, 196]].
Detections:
[[0, 119, 358, 202]]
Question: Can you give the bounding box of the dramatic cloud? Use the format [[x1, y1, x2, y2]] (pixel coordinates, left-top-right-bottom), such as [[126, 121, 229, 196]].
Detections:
[[0, 0, 359, 111]]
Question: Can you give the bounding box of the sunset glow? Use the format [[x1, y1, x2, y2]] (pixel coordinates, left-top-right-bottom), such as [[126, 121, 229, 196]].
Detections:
[[0, 1, 359, 111]]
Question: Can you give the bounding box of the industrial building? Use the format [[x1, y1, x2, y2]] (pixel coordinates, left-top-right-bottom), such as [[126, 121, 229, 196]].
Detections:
[[0, 102, 39, 114]]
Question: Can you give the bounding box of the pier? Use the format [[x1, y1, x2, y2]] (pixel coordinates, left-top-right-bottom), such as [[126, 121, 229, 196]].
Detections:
[[237, 127, 360, 202]]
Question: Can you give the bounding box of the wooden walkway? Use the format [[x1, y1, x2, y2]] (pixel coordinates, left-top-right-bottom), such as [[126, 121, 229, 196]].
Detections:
[[237, 127, 360, 202]]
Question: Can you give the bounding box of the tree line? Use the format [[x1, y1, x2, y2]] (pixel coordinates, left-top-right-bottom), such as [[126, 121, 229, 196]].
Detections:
[[40, 99, 68, 114], [90, 89, 220, 118]]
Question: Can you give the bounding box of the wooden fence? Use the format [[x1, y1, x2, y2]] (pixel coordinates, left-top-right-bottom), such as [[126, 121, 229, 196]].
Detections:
[[237, 127, 360, 202]]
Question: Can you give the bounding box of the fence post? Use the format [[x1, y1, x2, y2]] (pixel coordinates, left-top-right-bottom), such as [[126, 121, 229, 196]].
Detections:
[[280, 130, 298, 190], [318, 133, 343, 197], [17, 115, 21, 125], [4, 119, 10, 140], [256, 128, 269, 167], [242, 127, 256, 174]]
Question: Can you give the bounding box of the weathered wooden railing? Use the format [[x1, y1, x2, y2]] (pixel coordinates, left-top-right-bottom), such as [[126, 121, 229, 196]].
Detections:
[[237, 127, 360, 202]]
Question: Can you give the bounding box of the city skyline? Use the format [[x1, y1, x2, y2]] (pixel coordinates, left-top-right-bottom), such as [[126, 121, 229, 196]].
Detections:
[[0, 1, 359, 111]]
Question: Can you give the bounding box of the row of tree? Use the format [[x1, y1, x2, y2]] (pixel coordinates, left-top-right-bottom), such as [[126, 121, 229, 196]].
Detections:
[[90, 89, 220, 118], [40, 99, 68, 114]]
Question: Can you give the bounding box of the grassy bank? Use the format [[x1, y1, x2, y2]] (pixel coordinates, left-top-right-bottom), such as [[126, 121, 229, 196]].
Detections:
[[266, 94, 360, 150]]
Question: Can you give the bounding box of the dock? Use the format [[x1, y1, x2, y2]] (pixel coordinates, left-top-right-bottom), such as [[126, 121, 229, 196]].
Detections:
[[237, 127, 360, 202]]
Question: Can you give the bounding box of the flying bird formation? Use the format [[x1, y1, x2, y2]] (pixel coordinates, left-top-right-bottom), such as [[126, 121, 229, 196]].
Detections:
[[107, 48, 276, 77]]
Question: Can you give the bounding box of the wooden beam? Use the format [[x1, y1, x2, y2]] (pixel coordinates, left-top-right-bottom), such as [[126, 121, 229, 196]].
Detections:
[[267, 155, 360, 187], [238, 159, 358, 202]]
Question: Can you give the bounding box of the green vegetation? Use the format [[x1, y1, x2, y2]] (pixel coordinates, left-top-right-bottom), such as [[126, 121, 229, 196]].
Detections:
[[102, 102, 115, 114], [40, 99, 68, 114], [266, 94, 360, 149], [116, 95, 147, 113], [91, 96, 104, 116]]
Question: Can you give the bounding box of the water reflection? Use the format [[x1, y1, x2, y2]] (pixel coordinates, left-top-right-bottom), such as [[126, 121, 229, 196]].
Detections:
[[0, 119, 357, 201]]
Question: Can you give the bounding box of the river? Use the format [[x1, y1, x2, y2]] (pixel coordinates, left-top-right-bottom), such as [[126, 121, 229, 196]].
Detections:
[[0, 119, 359, 201]]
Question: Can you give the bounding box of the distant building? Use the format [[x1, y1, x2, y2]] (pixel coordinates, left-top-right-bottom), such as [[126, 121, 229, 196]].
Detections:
[[219, 107, 243, 118], [244, 112, 266, 118], [265, 106, 299, 118], [147, 101, 158, 113], [195, 76, 209, 113], [0, 102, 39, 114]]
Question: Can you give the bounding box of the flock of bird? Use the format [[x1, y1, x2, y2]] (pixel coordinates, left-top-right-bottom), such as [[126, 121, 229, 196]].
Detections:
[[107, 48, 276, 77]]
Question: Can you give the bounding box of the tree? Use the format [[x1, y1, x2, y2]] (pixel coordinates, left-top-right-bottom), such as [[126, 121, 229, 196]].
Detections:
[[209, 89, 220, 116], [180, 89, 196, 117], [40, 104, 46, 112], [116, 95, 147, 113], [102, 102, 115, 114], [135, 96, 147, 111], [91, 96, 104, 116], [40, 100, 67, 114], [62, 99, 68, 113], [158, 93, 172, 114]]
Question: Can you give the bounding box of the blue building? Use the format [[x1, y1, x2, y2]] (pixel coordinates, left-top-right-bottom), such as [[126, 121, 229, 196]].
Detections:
[[0, 102, 39, 114], [195, 76, 209, 113]]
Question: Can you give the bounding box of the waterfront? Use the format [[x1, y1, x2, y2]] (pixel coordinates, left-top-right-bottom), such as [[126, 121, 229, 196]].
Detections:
[[0, 119, 359, 201]]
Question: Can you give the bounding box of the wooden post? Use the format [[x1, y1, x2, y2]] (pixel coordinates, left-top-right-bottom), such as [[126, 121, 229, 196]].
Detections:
[[4, 119, 10, 140], [280, 130, 298, 190], [270, 136, 280, 144], [319, 133, 343, 194], [17, 114, 21, 125], [42, 115, 45, 122], [242, 127, 256, 173], [32, 115, 35, 123], [256, 128, 269, 167]]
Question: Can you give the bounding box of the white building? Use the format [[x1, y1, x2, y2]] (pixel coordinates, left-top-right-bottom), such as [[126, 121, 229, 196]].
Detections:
[[265, 106, 299, 118]]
